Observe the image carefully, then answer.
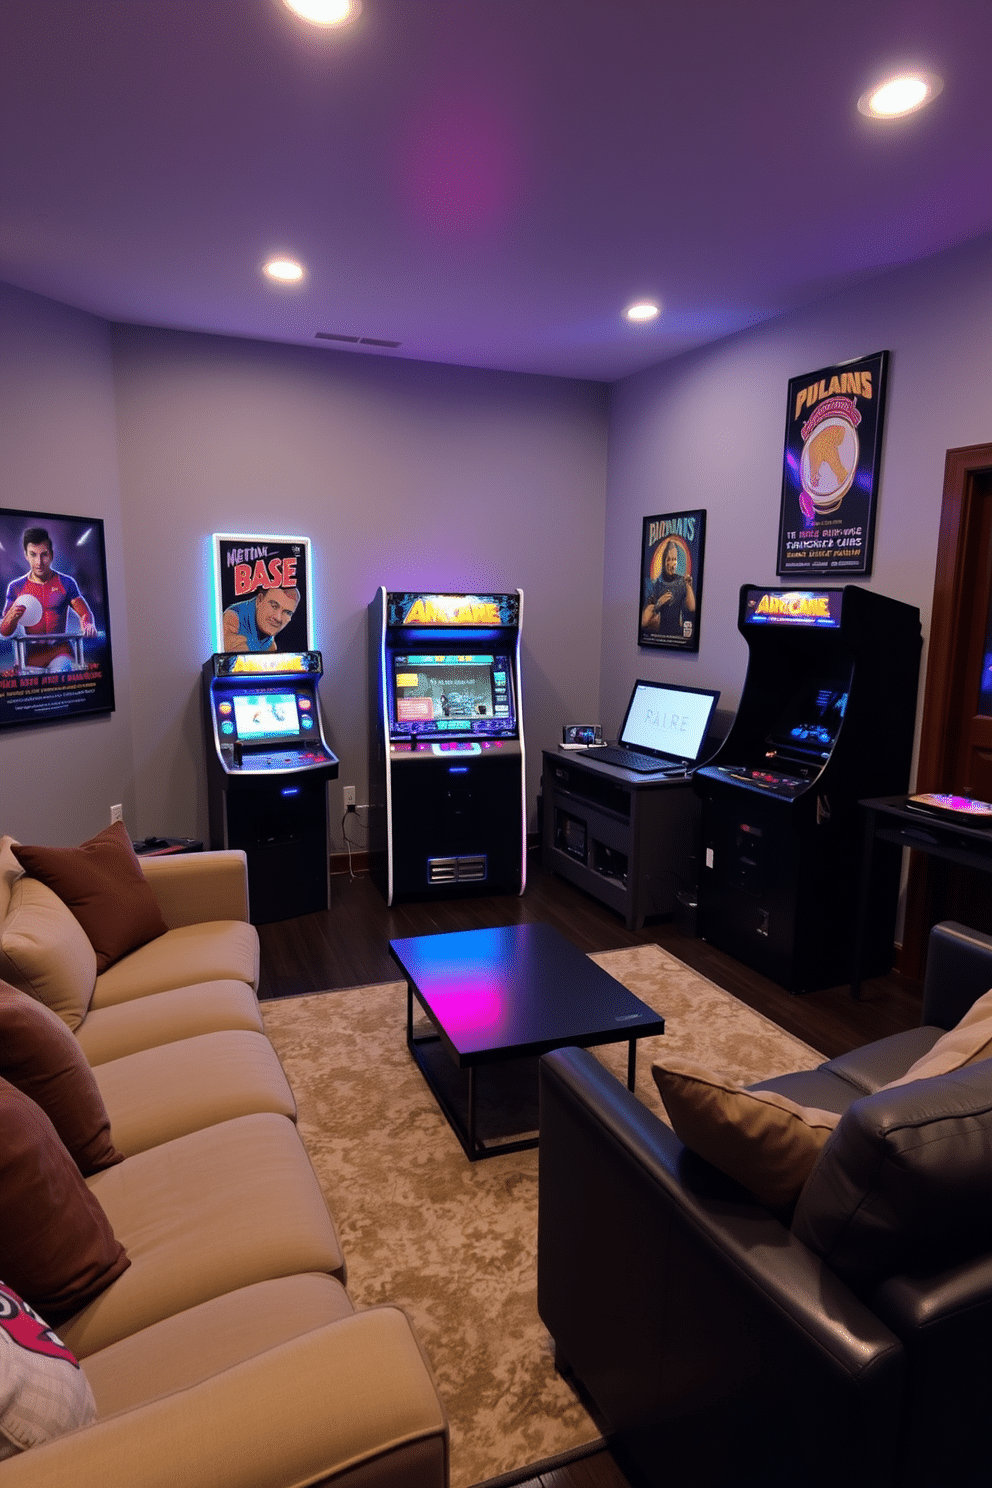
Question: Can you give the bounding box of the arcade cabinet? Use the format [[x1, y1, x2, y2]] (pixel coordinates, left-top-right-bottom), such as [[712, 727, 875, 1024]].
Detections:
[[694, 584, 921, 992], [203, 651, 339, 923], [368, 589, 527, 904]]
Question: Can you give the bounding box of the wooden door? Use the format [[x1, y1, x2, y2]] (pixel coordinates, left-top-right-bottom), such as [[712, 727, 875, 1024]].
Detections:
[[902, 444, 992, 976]]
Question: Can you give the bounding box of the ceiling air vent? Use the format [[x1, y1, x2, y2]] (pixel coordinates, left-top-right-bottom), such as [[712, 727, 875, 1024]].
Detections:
[[315, 332, 401, 348]]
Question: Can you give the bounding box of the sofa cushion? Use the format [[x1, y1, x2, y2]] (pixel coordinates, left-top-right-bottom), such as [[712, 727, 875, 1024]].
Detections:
[[0, 1078, 129, 1327], [75, 980, 264, 1066], [92, 1030, 297, 1156], [61, 1112, 345, 1358], [13, 822, 168, 976], [0, 980, 122, 1175], [0, 1279, 97, 1461], [652, 1056, 840, 1210], [91, 920, 259, 1008], [81, 1274, 354, 1418], [0, 858, 97, 1031], [791, 1059, 992, 1289]]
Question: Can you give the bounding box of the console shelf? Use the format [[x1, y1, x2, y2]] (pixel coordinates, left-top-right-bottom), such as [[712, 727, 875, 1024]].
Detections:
[[541, 748, 698, 930]]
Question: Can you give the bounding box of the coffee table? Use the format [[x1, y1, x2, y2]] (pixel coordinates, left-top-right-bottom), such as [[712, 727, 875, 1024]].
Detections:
[[389, 922, 665, 1160]]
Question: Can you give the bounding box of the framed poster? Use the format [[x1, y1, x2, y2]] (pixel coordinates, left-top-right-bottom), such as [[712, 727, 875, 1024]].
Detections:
[[0, 508, 115, 729], [639, 509, 706, 651], [212, 534, 312, 654], [776, 350, 889, 577]]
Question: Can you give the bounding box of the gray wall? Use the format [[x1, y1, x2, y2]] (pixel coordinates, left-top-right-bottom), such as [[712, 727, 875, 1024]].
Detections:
[[602, 230, 992, 771], [2, 297, 608, 847], [0, 284, 135, 844], [4, 226, 991, 855]]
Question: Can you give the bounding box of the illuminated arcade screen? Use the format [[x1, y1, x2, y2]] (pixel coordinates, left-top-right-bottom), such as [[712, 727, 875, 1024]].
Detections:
[[231, 691, 301, 740], [766, 679, 850, 758], [390, 654, 513, 734]]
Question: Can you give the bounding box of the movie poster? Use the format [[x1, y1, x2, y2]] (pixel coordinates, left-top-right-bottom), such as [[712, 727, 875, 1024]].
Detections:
[[212, 534, 312, 654], [0, 508, 115, 730], [776, 350, 888, 577], [638, 509, 706, 651]]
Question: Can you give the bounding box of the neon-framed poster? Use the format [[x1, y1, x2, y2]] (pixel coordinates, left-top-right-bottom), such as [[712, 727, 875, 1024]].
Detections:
[[212, 534, 313, 654], [0, 508, 115, 729]]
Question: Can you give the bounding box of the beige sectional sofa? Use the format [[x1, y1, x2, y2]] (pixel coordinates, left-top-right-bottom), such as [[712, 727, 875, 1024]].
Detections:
[[0, 832, 449, 1487]]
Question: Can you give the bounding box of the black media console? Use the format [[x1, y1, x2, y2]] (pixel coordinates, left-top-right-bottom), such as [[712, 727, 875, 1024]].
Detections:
[[541, 747, 698, 930]]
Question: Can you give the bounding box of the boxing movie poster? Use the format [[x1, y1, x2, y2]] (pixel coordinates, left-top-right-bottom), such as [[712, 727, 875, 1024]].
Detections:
[[0, 508, 115, 730], [212, 533, 312, 654], [638, 509, 706, 651], [776, 351, 889, 577]]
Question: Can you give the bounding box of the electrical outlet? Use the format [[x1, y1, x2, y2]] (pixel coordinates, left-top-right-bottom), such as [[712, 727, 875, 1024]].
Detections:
[[342, 786, 356, 811], [110, 804, 123, 824]]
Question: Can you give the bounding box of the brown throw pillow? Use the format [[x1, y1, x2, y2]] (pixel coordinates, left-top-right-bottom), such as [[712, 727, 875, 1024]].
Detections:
[[652, 1056, 840, 1211], [12, 821, 168, 975], [0, 1078, 129, 1326], [0, 979, 123, 1176]]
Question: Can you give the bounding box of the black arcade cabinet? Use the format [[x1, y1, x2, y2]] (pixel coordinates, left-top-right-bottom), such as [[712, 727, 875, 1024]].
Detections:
[[368, 589, 527, 904], [694, 584, 921, 992], [203, 651, 339, 924]]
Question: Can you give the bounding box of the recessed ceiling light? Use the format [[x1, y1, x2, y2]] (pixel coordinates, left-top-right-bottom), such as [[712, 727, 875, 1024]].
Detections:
[[263, 258, 305, 283], [625, 301, 660, 323], [281, 0, 362, 25], [858, 71, 943, 119]]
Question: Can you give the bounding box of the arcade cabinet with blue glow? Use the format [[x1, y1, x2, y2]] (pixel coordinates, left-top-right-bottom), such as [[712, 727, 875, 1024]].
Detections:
[[694, 584, 921, 992], [203, 650, 339, 923], [368, 589, 527, 904]]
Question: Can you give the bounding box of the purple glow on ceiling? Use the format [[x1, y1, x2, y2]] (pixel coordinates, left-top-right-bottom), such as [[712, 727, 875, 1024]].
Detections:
[[399, 86, 523, 237]]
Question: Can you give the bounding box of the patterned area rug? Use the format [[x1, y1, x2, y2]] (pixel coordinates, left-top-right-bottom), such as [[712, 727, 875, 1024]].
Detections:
[[260, 943, 823, 1488]]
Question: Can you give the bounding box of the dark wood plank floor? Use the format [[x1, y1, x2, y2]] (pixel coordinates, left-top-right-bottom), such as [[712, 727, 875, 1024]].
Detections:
[[257, 849, 923, 1060], [256, 852, 923, 1488]]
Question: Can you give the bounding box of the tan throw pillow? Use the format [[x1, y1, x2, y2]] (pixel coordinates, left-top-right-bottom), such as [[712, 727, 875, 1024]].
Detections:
[[0, 836, 25, 924], [13, 821, 168, 976], [0, 1280, 97, 1460], [0, 1078, 129, 1326], [0, 873, 97, 1031], [883, 987, 992, 1090], [652, 1056, 840, 1210], [0, 980, 123, 1176]]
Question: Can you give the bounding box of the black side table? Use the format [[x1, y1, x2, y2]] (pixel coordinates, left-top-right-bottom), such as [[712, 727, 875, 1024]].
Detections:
[[851, 796, 992, 997]]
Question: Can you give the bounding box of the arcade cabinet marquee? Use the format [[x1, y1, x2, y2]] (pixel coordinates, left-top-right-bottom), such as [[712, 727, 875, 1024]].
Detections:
[[368, 589, 526, 905]]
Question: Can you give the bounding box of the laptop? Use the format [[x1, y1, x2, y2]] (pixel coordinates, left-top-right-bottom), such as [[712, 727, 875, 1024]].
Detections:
[[580, 679, 720, 774]]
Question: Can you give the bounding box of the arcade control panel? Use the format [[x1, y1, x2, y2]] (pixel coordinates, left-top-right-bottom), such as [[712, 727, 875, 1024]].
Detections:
[[218, 741, 334, 773], [703, 763, 812, 798]]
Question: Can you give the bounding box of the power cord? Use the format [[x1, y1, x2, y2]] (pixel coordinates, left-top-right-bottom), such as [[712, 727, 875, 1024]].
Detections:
[[340, 804, 368, 880]]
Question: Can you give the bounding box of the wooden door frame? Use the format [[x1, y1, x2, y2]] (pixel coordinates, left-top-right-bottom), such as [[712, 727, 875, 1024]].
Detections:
[[900, 441, 992, 976]]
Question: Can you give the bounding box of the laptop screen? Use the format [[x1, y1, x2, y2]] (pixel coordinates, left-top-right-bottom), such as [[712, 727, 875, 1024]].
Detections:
[[617, 680, 720, 764]]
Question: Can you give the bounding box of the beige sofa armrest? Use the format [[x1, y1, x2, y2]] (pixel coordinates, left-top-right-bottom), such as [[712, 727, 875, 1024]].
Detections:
[[1, 1309, 448, 1488], [139, 851, 250, 928]]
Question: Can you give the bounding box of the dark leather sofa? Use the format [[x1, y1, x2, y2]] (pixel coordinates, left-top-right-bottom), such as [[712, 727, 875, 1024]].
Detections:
[[537, 921, 992, 1488]]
